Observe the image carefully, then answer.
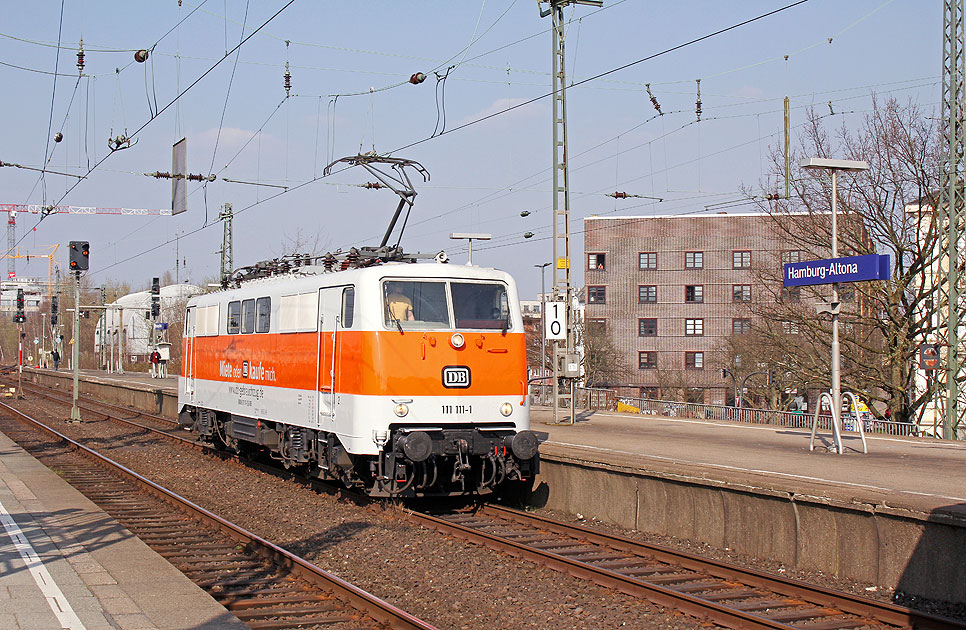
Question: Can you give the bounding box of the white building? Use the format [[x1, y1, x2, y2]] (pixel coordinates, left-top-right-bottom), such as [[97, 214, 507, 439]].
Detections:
[[94, 283, 203, 360]]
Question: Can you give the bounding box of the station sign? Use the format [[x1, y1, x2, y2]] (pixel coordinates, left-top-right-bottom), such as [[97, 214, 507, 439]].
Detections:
[[783, 253, 890, 287], [154, 322, 169, 330]]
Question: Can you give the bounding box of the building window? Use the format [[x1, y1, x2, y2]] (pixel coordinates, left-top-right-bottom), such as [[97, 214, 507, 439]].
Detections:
[[588, 286, 606, 304], [685, 351, 704, 370], [587, 317, 607, 333], [685, 388, 704, 404], [588, 253, 606, 270], [782, 250, 802, 265], [685, 318, 704, 336], [840, 287, 854, 303], [638, 285, 657, 303], [639, 252, 657, 270], [732, 318, 751, 335], [639, 387, 660, 399], [639, 351, 657, 369], [685, 285, 703, 303], [638, 318, 657, 337], [781, 286, 801, 302], [782, 321, 800, 335], [733, 284, 751, 302], [685, 251, 703, 269], [733, 250, 752, 269]]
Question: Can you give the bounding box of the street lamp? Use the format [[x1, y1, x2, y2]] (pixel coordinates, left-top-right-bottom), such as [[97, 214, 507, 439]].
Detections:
[[535, 262, 551, 376], [449, 233, 491, 265], [801, 157, 869, 448]]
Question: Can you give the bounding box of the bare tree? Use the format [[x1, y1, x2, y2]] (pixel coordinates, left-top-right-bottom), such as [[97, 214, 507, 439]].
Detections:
[[747, 98, 941, 423], [578, 319, 627, 387]]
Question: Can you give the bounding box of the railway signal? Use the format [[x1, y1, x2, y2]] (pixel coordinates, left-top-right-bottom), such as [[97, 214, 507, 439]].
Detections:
[[14, 289, 25, 323], [69, 241, 89, 271], [51, 295, 58, 326], [151, 277, 161, 319]]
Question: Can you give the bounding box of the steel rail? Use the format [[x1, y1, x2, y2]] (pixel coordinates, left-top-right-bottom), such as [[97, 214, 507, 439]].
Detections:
[[0, 400, 438, 630], [479, 504, 961, 630], [409, 505, 964, 630]]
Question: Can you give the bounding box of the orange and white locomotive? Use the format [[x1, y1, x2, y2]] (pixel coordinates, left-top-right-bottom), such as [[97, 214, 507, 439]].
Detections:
[[178, 256, 539, 496]]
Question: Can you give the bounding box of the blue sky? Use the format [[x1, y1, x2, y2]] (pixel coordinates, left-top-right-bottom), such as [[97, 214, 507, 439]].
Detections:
[[0, 1, 940, 298]]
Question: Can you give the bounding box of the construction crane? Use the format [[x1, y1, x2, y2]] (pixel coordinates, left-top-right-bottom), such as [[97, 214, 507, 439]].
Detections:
[[0, 204, 171, 278], [0, 244, 59, 297]]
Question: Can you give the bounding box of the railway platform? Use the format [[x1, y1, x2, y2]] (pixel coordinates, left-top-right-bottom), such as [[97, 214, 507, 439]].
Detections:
[[0, 429, 245, 629], [532, 405, 966, 517]]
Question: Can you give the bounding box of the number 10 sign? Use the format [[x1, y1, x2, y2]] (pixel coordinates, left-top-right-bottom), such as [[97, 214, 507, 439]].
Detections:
[[544, 301, 567, 340]]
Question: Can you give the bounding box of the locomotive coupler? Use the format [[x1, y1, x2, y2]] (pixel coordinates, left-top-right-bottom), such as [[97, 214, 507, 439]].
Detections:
[[451, 438, 471, 483]]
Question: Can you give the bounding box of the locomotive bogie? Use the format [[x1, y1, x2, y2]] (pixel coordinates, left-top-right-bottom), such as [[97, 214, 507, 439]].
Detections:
[[178, 262, 538, 496]]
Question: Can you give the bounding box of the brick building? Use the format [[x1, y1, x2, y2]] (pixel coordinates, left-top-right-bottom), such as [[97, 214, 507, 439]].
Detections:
[[583, 212, 803, 405]]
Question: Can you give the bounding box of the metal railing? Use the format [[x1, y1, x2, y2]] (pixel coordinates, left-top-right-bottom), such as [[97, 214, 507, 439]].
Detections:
[[528, 384, 923, 437]]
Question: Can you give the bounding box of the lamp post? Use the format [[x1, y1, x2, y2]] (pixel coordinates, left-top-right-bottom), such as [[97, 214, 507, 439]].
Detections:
[[801, 157, 869, 447], [449, 232, 491, 265], [535, 262, 550, 376]]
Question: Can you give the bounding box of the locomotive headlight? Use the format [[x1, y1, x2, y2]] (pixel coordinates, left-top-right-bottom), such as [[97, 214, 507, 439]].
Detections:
[[450, 332, 465, 349], [394, 403, 409, 417], [500, 402, 513, 417]]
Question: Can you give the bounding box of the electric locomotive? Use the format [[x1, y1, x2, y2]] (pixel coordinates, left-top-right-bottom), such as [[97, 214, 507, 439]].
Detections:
[[177, 253, 539, 496]]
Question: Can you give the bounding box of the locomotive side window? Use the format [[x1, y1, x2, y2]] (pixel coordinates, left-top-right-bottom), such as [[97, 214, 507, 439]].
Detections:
[[255, 297, 271, 333], [279, 293, 318, 332], [452, 283, 510, 330], [384, 281, 448, 330], [227, 301, 241, 334], [342, 287, 355, 328], [241, 299, 256, 334]]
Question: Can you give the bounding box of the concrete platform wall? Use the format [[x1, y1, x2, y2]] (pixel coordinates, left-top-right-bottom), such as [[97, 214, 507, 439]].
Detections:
[[25, 370, 179, 419], [531, 453, 966, 604]]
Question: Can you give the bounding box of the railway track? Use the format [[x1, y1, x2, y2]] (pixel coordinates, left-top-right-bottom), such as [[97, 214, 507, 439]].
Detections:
[[9, 377, 966, 629], [0, 401, 437, 630], [412, 506, 963, 630]]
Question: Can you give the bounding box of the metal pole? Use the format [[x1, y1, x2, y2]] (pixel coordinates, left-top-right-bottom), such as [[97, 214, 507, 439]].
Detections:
[[69, 270, 82, 422], [830, 170, 843, 453], [17, 322, 22, 397], [535, 263, 549, 377]]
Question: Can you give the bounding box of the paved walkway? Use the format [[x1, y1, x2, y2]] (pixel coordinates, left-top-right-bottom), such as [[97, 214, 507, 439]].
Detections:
[[0, 430, 244, 629], [533, 406, 966, 517]]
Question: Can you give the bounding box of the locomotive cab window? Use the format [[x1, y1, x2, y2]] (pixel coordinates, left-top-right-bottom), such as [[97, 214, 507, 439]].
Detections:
[[384, 281, 448, 330], [452, 282, 509, 330], [227, 301, 241, 334], [241, 299, 256, 334], [255, 297, 271, 333], [342, 287, 355, 328]]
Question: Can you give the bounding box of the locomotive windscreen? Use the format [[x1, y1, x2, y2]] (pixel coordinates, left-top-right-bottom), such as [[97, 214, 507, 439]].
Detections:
[[383, 280, 510, 330], [452, 282, 509, 330]]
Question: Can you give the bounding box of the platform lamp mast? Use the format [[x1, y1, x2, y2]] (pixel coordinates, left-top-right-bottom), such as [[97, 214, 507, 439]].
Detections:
[[539, 0, 601, 425]]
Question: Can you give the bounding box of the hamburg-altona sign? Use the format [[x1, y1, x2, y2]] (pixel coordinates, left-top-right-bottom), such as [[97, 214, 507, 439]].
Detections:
[[783, 253, 890, 287]]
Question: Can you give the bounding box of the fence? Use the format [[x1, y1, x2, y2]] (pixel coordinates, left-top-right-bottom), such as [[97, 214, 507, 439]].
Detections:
[[528, 383, 923, 437]]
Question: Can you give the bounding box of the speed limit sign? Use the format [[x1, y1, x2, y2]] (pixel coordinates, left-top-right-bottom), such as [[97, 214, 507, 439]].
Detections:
[[544, 301, 567, 340]]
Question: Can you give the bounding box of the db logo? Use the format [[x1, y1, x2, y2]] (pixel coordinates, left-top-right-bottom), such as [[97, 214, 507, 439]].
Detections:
[[242, 361, 249, 378], [442, 366, 471, 388]]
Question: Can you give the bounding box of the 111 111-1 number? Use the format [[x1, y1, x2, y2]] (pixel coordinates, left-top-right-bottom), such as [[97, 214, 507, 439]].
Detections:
[[442, 405, 472, 414]]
